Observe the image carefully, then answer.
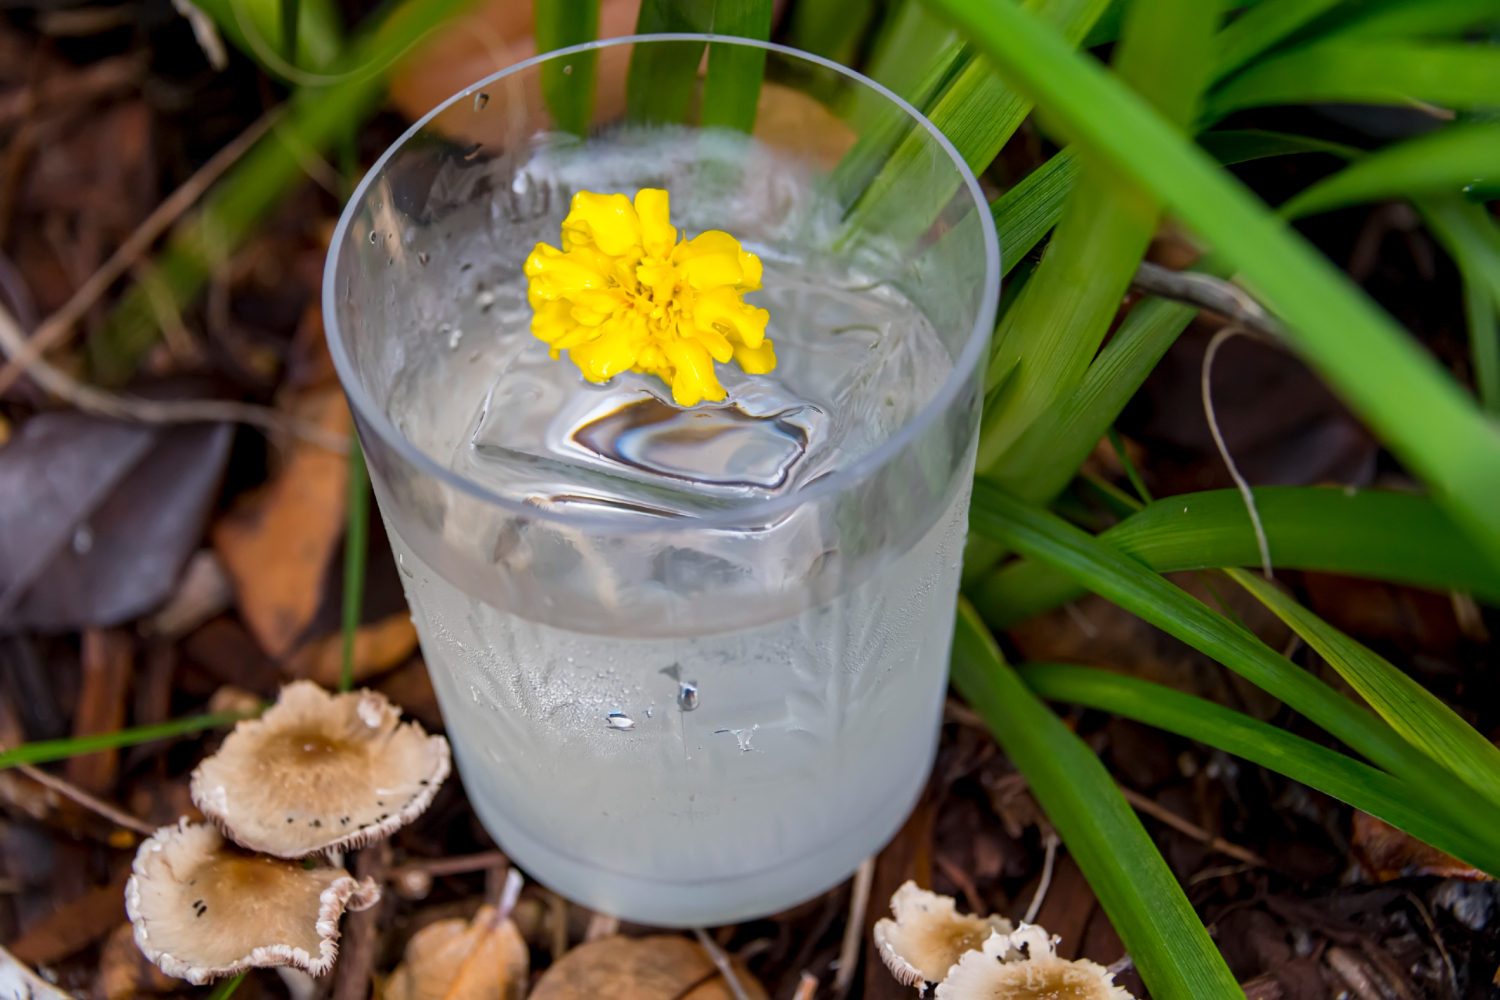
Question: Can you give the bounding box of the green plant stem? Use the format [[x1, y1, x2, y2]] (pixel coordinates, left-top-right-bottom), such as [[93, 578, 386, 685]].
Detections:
[[535, 0, 601, 135], [1108, 426, 1152, 503], [206, 973, 248, 1000], [951, 602, 1243, 1000], [340, 440, 370, 693], [0, 711, 257, 770]]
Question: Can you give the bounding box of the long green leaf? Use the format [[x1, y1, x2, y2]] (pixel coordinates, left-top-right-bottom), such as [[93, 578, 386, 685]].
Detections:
[[1020, 664, 1499, 873], [96, 0, 478, 381], [972, 486, 1500, 628], [921, 0, 1500, 574], [1329, 0, 1500, 41], [991, 148, 1078, 271], [1205, 42, 1500, 122], [1417, 196, 1500, 413], [1197, 128, 1360, 166], [786, 0, 879, 64], [0, 711, 255, 769], [1211, 0, 1343, 79], [1281, 123, 1500, 219], [965, 482, 1500, 848], [194, 0, 343, 82], [701, 0, 775, 131], [1228, 567, 1500, 813], [951, 603, 1243, 1000], [535, 0, 600, 136], [626, 0, 709, 125]]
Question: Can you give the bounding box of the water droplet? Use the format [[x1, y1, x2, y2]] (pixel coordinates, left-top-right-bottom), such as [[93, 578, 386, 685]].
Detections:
[[474, 91, 489, 111], [677, 681, 699, 712], [605, 712, 635, 731], [476, 289, 495, 310], [398, 553, 414, 578], [562, 64, 573, 75], [72, 524, 93, 554], [448, 328, 463, 349], [418, 251, 430, 266], [714, 725, 759, 753], [369, 231, 378, 244]]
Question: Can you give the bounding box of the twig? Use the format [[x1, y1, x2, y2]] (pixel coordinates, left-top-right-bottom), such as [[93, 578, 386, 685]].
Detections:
[[834, 856, 875, 998], [388, 850, 510, 880], [1023, 830, 1059, 924], [496, 867, 524, 922], [0, 110, 277, 395], [1202, 324, 1273, 579], [1326, 946, 1385, 1000], [548, 890, 570, 960], [1119, 785, 1266, 866], [694, 927, 752, 1000], [793, 972, 819, 1000], [1130, 262, 1283, 341], [0, 299, 348, 453], [1405, 892, 1458, 1000], [332, 840, 390, 1000], [12, 761, 155, 836]]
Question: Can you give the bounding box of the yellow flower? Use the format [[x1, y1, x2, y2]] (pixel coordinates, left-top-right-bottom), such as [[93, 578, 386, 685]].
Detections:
[[524, 188, 775, 407]]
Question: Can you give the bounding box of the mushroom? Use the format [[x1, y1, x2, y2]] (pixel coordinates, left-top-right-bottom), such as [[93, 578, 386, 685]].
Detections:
[[191, 681, 450, 857], [873, 881, 1013, 987], [935, 924, 1135, 1000], [125, 820, 379, 984]]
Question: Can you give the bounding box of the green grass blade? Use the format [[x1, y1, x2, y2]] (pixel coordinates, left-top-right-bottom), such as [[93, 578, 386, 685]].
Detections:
[[786, 0, 879, 64], [965, 482, 1500, 847], [1205, 41, 1500, 122], [193, 0, 344, 81], [1328, 0, 1500, 40], [1197, 128, 1360, 166], [1228, 567, 1500, 813], [1020, 664, 1500, 874], [1417, 196, 1500, 413], [206, 974, 247, 1000], [701, 0, 774, 131], [96, 0, 478, 381], [340, 441, 370, 693], [951, 602, 1244, 1000], [0, 710, 257, 769], [972, 486, 1500, 628], [626, 0, 709, 125], [1280, 123, 1500, 219], [991, 148, 1078, 271], [1212, 0, 1344, 79], [535, 0, 600, 135], [921, 0, 1500, 574]]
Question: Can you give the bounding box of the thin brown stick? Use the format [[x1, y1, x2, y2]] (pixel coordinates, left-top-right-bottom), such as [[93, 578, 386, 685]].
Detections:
[[388, 849, 510, 881], [1118, 785, 1267, 867], [12, 762, 155, 836], [0, 299, 349, 452], [792, 972, 819, 1000], [0, 109, 276, 396], [833, 856, 875, 998], [693, 928, 751, 1000], [1130, 262, 1283, 341]]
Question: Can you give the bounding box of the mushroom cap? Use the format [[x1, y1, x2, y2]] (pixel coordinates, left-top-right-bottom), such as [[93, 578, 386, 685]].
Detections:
[[191, 681, 450, 857], [873, 881, 1013, 986], [125, 820, 380, 984], [934, 924, 1135, 1000]]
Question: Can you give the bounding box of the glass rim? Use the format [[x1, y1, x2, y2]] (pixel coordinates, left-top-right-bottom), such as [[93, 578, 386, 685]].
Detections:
[[323, 33, 1001, 534]]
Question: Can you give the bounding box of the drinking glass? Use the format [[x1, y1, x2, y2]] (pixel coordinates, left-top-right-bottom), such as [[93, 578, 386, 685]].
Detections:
[[324, 34, 999, 926]]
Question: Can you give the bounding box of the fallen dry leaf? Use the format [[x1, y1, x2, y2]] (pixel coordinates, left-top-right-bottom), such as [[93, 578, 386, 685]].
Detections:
[[285, 611, 419, 687], [1350, 812, 1490, 882], [97, 922, 183, 1000], [213, 386, 350, 659], [384, 905, 529, 1000], [531, 934, 769, 1000]]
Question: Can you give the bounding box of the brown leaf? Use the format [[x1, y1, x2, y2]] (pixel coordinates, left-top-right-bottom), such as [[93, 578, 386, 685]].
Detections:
[[9, 871, 128, 965], [376, 658, 443, 732], [213, 387, 350, 659], [384, 905, 529, 1000], [285, 612, 419, 687], [530, 936, 768, 1000], [1350, 812, 1490, 882], [97, 922, 183, 1000], [66, 628, 132, 793]]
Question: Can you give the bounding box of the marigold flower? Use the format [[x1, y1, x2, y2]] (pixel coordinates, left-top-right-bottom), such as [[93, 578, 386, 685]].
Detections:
[[524, 188, 775, 407]]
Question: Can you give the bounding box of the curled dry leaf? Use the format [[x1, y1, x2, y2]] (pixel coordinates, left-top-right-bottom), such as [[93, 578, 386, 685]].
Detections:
[[935, 925, 1134, 1000], [125, 820, 379, 984], [874, 881, 1013, 986], [1351, 811, 1490, 882], [529, 935, 769, 1000], [191, 681, 450, 857], [383, 905, 528, 1000]]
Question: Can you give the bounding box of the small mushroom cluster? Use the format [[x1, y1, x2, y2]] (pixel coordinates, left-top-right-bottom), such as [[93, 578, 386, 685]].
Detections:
[[126, 681, 451, 984], [874, 882, 1136, 999]]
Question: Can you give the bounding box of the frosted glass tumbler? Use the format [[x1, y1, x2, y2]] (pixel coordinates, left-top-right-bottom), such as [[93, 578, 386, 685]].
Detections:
[[324, 34, 999, 925]]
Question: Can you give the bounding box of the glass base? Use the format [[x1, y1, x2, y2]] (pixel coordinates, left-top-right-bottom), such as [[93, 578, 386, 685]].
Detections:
[[461, 731, 932, 926]]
